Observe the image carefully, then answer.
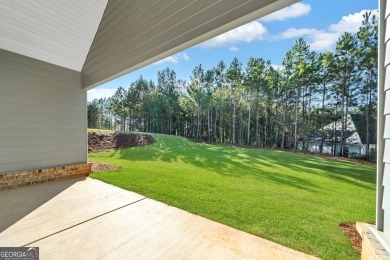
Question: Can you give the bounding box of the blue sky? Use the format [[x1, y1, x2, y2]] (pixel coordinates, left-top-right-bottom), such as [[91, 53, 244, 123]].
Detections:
[[88, 0, 378, 101]]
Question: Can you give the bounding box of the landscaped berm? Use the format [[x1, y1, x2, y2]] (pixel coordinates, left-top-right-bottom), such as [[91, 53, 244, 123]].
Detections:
[[89, 132, 376, 260]]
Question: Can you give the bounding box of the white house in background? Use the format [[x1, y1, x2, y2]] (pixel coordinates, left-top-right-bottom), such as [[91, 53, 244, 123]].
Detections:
[[0, 0, 388, 258], [297, 114, 376, 157]]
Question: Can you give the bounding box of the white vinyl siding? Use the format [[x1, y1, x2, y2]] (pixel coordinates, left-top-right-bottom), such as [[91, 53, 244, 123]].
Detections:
[[0, 49, 87, 173], [385, 115, 390, 139], [380, 0, 390, 239], [385, 164, 390, 232]]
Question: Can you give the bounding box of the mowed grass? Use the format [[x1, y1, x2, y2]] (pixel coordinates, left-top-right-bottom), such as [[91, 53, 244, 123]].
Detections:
[[87, 128, 114, 133], [89, 133, 376, 259]]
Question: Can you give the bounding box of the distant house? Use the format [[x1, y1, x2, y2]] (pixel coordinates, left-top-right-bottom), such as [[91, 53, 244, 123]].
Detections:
[[297, 114, 376, 157]]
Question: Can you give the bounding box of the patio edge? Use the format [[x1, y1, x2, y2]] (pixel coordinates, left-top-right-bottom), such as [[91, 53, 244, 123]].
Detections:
[[358, 223, 390, 260]]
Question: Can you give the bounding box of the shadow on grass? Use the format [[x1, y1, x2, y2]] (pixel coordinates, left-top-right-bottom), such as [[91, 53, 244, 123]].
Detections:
[[90, 134, 375, 259], [106, 134, 375, 191]]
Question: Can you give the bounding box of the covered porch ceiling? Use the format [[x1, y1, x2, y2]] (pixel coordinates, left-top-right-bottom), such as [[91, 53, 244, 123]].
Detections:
[[0, 0, 299, 89], [0, 0, 108, 72]]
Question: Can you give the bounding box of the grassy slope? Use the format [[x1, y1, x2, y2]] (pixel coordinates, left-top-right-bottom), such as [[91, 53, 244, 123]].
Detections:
[[87, 128, 114, 133], [90, 133, 376, 259]]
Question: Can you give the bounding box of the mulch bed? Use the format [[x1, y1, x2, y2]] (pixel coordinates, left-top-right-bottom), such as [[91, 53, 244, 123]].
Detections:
[[339, 222, 362, 253], [88, 132, 154, 152], [187, 138, 375, 166]]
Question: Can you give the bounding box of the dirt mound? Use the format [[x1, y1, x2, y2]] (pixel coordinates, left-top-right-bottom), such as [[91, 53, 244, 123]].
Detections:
[[88, 132, 154, 152]]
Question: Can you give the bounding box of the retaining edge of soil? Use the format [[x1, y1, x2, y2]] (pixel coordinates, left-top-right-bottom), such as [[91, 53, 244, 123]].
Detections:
[[88, 132, 155, 152]]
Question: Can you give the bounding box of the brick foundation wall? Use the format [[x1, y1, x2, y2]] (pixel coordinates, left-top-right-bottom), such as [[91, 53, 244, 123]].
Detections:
[[0, 163, 91, 190], [360, 224, 390, 260]]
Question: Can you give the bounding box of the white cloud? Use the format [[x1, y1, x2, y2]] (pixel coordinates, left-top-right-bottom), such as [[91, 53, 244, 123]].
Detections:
[[329, 9, 377, 33], [261, 3, 311, 22], [280, 28, 322, 39], [153, 52, 190, 65], [182, 52, 190, 61], [309, 32, 341, 52], [278, 9, 378, 52], [88, 88, 117, 101], [153, 56, 179, 65], [271, 64, 284, 70], [198, 21, 267, 48], [229, 46, 240, 52]]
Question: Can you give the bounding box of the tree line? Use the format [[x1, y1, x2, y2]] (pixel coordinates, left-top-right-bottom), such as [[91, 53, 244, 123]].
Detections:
[[88, 12, 377, 157]]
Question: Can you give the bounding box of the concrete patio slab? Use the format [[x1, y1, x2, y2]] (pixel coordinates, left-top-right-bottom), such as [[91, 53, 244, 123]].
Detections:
[[0, 177, 144, 246], [0, 178, 318, 259]]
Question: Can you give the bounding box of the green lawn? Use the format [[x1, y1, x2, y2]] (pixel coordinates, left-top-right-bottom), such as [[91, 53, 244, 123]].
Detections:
[[89, 133, 376, 259], [87, 128, 114, 133]]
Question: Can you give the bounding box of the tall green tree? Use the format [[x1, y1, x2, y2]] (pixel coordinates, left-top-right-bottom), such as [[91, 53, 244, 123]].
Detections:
[[335, 32, 358, 155], [157, 68, 178, 134], [111, 87, 128, 131], [87, 99, 100, 129], [317, 52, 336, 152], [213, 61, 227, 143], [357, 11, 378, 157], [226, 57, 243, 144], [189, 65, 205, 139]]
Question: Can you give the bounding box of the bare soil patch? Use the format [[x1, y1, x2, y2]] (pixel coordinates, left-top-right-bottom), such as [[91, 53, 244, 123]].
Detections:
[[88, 132, 154, 152]]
